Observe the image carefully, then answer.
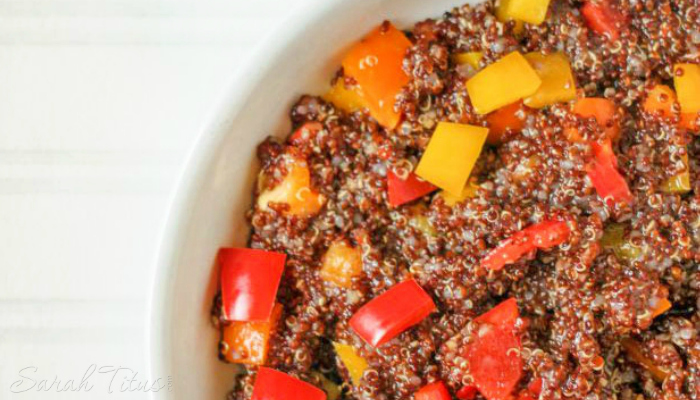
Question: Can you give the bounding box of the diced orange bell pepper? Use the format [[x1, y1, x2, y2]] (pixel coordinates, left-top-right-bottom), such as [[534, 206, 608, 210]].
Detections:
[[485, 101, 526, 144], [681, 112, 698, 131], [323, 79, 368, 113], [257, 155, 325, 217], [581, 1, 624, 41], [524, 52, 577, 108], [415, 122, 489, 195], [651, 298, 672, 318], [621, 338, 669, 383], [643, 85, 677, 118], [333, 342, 369, 384], [572, 98, 620, 141], [674, 63, 700, 114], [497, 0, 552, 25], [454, 52, 483, 69], [342, 23, 412, 129], [222, 303, 282, 365], [320, 241, 363, 288], [466, 52, 542, 115]]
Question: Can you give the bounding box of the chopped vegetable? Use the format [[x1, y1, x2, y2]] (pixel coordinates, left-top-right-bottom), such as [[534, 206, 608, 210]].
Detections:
[[257, 155, 325, 216], [581, 1, 624, 40], [333, 342, 369, 384], [320, 241, 363, 288], [661, 153, 691, 194], [643, 85, 676, 118], [456, 386, 478, 400], [681, 112, 699, 131], [415, 122, 489, 195], [313, 372, 341, 400], [465, 299, 523, 400], [466, 52, 542, 115], [342, 23, 412, 128], [476, 298, 520, 326], [349, 279, 436, 347], [621, 338, 668, 383], [496, 0, 552, 25], [651, 298, 672, 318], [408, 204, 437, 237], [572, 98, 620, 141], [289, 121, 323, 145], [387, 170, 438, 207], [587, 139, 633, 206], [222, 303, 282, 365], [485, 101, 526, 144], [600, 224, 641, 261], [251, 367, 327, 400], [673, 63, 700, 114], [435, 180, 480, 206], [454, 52, 483, 69], [415, 381, 451, 400], [219, 248, 286, 322], [323, 79, 368, 113], [523, 52, 577, 108], [481, 221, 570, 271]]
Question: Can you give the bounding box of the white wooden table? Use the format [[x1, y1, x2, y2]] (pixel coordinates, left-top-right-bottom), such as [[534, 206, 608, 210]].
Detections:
[[0, 0, 310, 397]]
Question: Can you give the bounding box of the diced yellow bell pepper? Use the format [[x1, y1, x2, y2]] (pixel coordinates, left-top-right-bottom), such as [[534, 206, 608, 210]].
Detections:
[[466, 52, 542, 114], [601, 224, 641, 261], [523, 52, 577, 108], [323, 79, 368, 113], [454, 52, 483, 69], [496, 0, 552, 25], [674, 63, 700, 114], [257, 156, 325, 217], [320, 241, 363, 288], [333, 342, 369, 385], [415, 122, 488, 195], [221, 303, 281, 365], [661, 153, 691, 194], [435, 180, 479, 206]]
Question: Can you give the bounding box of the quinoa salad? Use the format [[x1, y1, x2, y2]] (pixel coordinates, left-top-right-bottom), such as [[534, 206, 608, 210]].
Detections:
[[211, 1, 700, 399]]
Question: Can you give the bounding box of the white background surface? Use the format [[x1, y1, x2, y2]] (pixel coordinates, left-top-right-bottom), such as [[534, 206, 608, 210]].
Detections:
[[0, 0, 311, 397]]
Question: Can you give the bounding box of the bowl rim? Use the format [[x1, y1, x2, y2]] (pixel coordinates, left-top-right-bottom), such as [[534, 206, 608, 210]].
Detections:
[[145, 0, 345, 395]]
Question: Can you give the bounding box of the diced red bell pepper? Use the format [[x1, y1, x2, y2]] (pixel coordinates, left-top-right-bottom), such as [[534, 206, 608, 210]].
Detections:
[[219, 248, 286, 322], [581, 1, 624, 41], [251, 367, 327, 400], [481, 221, 570, 271], [387, 170, 438, 207], [349, 279, 436, 347], [526, 377, 543, 396], [465, 301, 523, 400], [289, 121, 323, 145], [475, 298, 519, 327], [415, 381, 451, 400], [456, 386, 478, 400], [586, 139, 633, 206]]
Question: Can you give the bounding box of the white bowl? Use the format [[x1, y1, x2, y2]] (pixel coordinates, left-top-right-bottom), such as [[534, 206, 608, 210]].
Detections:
[[148, 0, 470, 398]]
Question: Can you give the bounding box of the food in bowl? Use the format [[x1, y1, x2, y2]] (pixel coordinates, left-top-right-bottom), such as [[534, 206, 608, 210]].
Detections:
[[210, 0, 700, 399]]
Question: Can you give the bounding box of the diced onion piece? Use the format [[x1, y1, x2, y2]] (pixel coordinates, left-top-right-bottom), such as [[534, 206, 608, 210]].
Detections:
[[496, 0, 551, 25], [333, 342, 369, 384], [661, 153, 691, 194], [467, 52, 542, 115], [320, 241, 363, 288], [674, 63, 700, 114], [600, 224, 641, 261], [251, 367, 327, 400], [323, 79, 368, 113], [523, 52, 577, 109], [257, 156, 325, 217], [454, 52, 483, 69], [219, 248, 286, 322], [415, 381, 452, 400], [342, 22, 411, 128], [415, 122, 488, 195], [349, 279, 436, 347], [387, 170, 438, 207], [222, 303, 282, 365], [573, 98, 620, 141]]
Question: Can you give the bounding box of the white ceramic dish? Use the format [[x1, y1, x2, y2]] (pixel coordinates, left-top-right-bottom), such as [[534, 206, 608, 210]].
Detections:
[[148, 0, 470, 398]]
